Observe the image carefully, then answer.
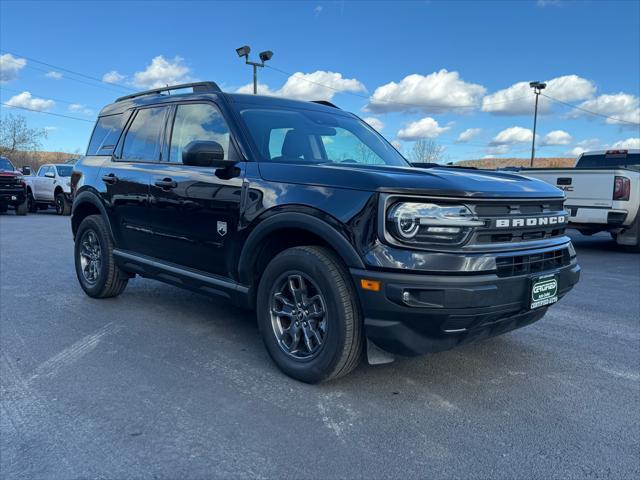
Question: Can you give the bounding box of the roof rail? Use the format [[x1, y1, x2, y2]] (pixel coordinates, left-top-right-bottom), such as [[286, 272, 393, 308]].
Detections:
[[115, 81, 222, 102], [311, 100, 340, 109]]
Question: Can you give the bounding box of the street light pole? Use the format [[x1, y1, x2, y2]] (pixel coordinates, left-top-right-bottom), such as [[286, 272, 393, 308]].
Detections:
[[235, 46, 274, 95], [529, 81, 547, 167]]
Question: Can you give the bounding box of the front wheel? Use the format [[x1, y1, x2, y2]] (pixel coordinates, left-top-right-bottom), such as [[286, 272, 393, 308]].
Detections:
[[256, 246, 363, 383], [74, 214, 128, 298], [27, 191, 38, 213], [55, 193, 71, 216]]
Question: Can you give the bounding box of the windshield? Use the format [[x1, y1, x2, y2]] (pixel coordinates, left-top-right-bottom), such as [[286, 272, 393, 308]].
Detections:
[[576, 153, 639, 171], [0, 157, 15, 171], [239, 107, 408, 167], [56, 165, 73, 177]]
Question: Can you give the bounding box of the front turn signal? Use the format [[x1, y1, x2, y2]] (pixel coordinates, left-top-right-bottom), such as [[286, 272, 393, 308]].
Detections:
[[360, 279, 381, 292]]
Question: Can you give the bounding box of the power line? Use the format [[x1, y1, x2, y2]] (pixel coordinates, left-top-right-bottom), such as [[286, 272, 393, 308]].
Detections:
[[0, 86, 100, 110], [1, 103, 95, 123], [1, 49, 134, 92], [541, 92, 640, 126]]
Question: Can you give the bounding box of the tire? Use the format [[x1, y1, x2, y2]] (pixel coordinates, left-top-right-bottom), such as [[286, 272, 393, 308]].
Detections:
[[27, 191, 38, 213], [15, 199, 28, 216], [55, 192, 71, 216], [0, 204, 7, 213], [256, 246, 363, 383], [74, 214, 128, 298]]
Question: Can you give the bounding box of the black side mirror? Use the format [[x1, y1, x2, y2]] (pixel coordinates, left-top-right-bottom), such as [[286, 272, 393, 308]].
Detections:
[[182, 141, 236, 168], [21, 166, 31, 175]]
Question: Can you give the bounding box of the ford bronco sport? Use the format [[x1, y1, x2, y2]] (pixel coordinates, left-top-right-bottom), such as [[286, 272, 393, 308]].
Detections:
[[71, 82, 580, 383]]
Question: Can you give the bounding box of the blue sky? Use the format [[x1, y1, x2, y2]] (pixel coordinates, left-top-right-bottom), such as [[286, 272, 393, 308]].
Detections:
[[1, 0, 639, 160]]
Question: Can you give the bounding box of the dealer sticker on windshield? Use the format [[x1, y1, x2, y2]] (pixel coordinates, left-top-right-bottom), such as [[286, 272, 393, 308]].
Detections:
[[530, 274, 558, 309]]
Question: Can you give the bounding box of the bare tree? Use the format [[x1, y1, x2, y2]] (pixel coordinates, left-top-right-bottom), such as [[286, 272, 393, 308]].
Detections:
[[0, 114, 47, 159], [409, 139, 445, 164]]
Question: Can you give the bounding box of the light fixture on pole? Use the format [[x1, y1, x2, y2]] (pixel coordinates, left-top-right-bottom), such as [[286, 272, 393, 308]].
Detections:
[[529, 81, 547, 167], [236, 45, 274, 94]]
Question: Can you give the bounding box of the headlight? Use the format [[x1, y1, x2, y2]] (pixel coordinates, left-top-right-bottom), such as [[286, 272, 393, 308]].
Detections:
[[386, 202, 483, 245]]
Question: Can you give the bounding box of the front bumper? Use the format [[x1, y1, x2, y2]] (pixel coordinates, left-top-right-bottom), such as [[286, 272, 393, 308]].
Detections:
[[0, 189, 26, 205], [351, 259, 580, 356]]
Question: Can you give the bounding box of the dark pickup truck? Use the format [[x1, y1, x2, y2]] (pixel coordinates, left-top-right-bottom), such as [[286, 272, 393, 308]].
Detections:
[[0, 156, 28, 215], [71, 82, 580, 383]]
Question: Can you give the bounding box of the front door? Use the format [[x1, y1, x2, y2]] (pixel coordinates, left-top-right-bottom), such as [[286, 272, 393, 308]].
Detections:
[[145, 102, 245, 277], [99, 105, 170, 256]]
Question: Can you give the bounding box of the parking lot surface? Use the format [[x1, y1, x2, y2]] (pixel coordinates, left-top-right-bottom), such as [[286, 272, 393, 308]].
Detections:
[[1, 212, 639, 479]]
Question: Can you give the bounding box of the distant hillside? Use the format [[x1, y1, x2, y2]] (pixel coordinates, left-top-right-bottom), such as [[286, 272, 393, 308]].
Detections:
[[455, 157, 575, 169], [6, 150, 79, 170]]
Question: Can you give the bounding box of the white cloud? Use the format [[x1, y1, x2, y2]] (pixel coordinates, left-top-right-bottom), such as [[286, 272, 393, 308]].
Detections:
[[237, 71, 365, 101], [567, 147, 587, 156], [482, 75, 596, 116], [363, 117, 384, 132], [397, 117, 449, 141], [44, 126, 57, 132], [390, 140, 403, 152], [102, 70, 125, 84], [6, 92, 55, 111], [457, 128, 481, 143], [611, 137, 640, 149], [566, 138, 601, 156], [541, 130, 572, 146], [573, 93, 640, 127], [537, 0, 562, 6], [133, 56, 193, 89], [314, 5, 323, 16], [484, 145, 511, 156], [68, 103, 94, 116], [0, 53, 27, 83], [366, 69, 486, 114], [490, 126, 534, 145], [45, 71, 63, 80]]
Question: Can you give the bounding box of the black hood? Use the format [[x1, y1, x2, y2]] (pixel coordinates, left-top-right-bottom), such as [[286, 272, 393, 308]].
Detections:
[[258, 163, 564, 199]]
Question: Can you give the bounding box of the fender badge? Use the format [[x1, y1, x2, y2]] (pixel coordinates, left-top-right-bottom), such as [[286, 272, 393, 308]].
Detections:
[[217, 221, 227, 236]]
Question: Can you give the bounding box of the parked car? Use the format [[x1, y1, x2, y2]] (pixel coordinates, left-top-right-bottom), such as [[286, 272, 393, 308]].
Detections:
[[71, 82, 581, 383], [0, 156, 28, 215], [519, 150, 639, 251], [25, 163, 74, 215]]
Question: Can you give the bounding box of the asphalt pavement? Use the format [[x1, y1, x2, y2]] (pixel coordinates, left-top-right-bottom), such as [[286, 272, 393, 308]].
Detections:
[[1, 211, 639, 479]]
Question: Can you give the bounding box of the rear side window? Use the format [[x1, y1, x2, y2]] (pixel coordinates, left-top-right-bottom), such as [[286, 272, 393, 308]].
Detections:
[[86, 114, 126, 156], [120, 107, 168, 162]]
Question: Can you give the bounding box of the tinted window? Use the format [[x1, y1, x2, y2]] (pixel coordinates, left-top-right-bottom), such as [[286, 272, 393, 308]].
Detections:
[[239, 107, 407, 166], [121, 107, 168, 162], [37, 166, 49, 177], [55, 165, 73, 177], [86, 113, 126, 156], [169, 103, 232, 163], [0, 157, 14, 171], [577, 153, 640, 171]]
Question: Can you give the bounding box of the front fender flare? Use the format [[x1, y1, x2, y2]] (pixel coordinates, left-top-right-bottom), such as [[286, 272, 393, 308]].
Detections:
[[237, 211, 365, 285], [71, 189, 113, 240]]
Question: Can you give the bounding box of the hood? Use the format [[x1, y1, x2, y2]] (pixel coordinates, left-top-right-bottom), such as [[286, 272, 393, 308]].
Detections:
[[257, 163, 564, 199], [0, 170, 21, 178]]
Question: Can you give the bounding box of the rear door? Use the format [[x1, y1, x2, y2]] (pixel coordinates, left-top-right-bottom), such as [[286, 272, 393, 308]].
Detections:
[[144, 101, 245, 276], [99, 105, 171, 255]]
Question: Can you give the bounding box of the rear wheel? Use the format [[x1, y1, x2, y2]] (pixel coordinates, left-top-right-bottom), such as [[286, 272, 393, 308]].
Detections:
[[55, 192, 71, 216], [74, 214, 128, 298], [256, 246, 363, 383]]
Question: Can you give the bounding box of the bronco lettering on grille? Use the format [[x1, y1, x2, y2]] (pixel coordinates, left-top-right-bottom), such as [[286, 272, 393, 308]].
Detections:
[[495, 216, 567, 228]]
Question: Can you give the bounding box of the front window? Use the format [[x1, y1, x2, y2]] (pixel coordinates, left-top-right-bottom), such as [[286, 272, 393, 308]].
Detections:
[[239, 107, 408, 167], [0, 157, 14, 171], [56, 165, 73, 177]]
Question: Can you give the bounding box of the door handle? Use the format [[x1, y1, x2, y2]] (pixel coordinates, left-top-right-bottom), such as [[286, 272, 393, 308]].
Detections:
[[102, 173, 118, 185], [154, 178, 178, 190]]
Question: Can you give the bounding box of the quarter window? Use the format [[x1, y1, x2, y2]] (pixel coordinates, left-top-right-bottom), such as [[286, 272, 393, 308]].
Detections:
[[86, 113, 126, 156], [121, 107, 168, 162], [169, 103, 232, 163]]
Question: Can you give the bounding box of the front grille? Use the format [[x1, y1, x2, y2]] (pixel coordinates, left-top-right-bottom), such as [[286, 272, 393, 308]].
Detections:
[[495, 248, 571, 278], [468, 200, 567, 245]]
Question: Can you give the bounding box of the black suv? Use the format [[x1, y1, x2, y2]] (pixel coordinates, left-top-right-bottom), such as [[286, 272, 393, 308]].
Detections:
[[71, 82, 580, 383]]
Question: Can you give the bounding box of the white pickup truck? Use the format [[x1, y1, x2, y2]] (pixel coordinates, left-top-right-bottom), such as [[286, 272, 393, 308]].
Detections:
[[24, 163, 74, 215], [520, 149, 639, 251]]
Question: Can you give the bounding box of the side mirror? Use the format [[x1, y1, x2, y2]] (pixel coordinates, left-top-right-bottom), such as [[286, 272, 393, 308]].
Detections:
[[182, 141, 236, 168], [44, 171, 55, 178], [21, 166, 31, 175]]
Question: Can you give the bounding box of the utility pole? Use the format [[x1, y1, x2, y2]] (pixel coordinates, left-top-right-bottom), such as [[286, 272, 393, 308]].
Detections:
[[235, 45, 274, 94], [529, 81, 547, 167]]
